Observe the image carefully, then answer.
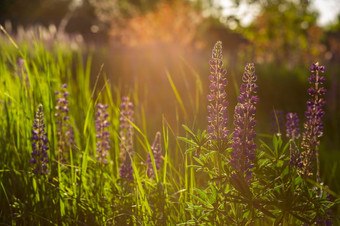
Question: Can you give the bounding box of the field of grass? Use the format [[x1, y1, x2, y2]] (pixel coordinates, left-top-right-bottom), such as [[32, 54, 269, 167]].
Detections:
[[0, 26, 339, 225]]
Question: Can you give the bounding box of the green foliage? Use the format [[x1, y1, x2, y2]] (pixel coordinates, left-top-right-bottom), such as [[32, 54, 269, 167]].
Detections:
[[181, 130, 337, 225], [0, 25, 339, 225]]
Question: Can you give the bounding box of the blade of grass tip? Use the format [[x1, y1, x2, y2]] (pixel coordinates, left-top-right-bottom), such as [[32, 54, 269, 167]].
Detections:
[[85, 55, 93, 94], [0, 181, 11, 210], [104, 77, 120, 176], [80, 135, 91, 197], [161, 117, 184, 183], [125, 116, 160, 183], [129, 152, 152, 218], [179, 57, 203, 110], [82, 64, 103, 135], [140, 105, 148, 137], [0, 25, 24, 57], [230, 71, 240, 97], [69, 147, 77, 216], [178, 63, 195, 112], [58, 157, 66, 217], [184, 154, 189, 203], [162, 116, 169, 186], [166, 70, 188, 120], [190, 151, 195, 200]]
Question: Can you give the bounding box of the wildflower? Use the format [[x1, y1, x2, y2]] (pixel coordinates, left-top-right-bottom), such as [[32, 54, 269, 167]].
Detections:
[[147, 132, 162, 178], [286, 113, 303, 168], [301, 62, 326, 179], [207, 41, 229, 145], [55, 84, 74, 160], [95, 103, 110, 165], [30, 104, 49, 175], [119, 97, 134, 180], [270, 109, 284, 135], [286, 113, 300, 139], [230, 63, 259, 182]]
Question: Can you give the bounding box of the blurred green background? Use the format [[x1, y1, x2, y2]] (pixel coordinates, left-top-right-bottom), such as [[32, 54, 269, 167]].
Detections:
[[1, 0, 340, 192]]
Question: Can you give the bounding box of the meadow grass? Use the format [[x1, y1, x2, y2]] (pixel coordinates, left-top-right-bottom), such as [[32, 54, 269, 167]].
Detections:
[[0, 27, 339, 225]]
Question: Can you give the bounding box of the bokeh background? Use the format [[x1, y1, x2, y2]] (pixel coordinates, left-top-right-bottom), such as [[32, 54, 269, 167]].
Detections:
[[1, 0, 340, 192]]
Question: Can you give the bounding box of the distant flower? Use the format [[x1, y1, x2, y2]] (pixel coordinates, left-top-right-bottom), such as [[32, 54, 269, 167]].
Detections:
[[147, 132, 162, 178], [230, 63, 259, 182], [30, 104, 49, 175], [286, 113, 303, 168], [95, 103, 110, 165], [119, 97, 134, 180], [207, 41, 229, 144], [55, 84, 74, 160], [286, 113, 300, 139], [301, 62, 326, 178], [270, 109, 284, 135]]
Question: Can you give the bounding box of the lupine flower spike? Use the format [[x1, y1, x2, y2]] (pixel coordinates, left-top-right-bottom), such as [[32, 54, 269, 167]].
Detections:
[[230, 63, 259, 182], [95, 103, 110, 165], [147, 132, 162, 178], [30, 104, 49, 175], [119, 97, 134, 180], [286, 113, 303, 168], [55, 84, 74, 160], [207, 41, 229, 147], [301, 62, 326, 181]]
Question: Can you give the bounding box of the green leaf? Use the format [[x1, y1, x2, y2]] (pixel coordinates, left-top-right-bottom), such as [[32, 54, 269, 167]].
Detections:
[[182, 124, 196, 138], [294, 176, 303, 185], [280, 166, 289, 180], [184, 147, 198, 154], [178, 136, 197, 146], [193, 156, 204, 166], [259, 139, 275, 158], [186, 165, 201, 169], [274, 213, 283, 225], [242, 210, 250, 219]]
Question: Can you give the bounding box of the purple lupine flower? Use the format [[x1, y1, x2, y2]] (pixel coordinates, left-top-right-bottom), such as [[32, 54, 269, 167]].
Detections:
[[207, 41, 229, 144], [119, 97, 134, 180], [55, 84, 74, 159], [30, 104, 49, 175], [286, 113, 300, 139], [147, 132, 162, 178], [95, 103, 110, 165], [270, 110, 284, 135], [286, 113, 303, 168], [230, 63, 259, 182], [301, 62, 326, 178]]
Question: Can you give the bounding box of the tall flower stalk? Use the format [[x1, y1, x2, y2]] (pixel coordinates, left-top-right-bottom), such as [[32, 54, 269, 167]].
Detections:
[[286, 113, 303, 168], [207, 41, 229, 147], [30, 104, 49, 175], [301, 62, 326, 181], [119, 97, 134, 180], [230, 63, 259, 181], [55, 83, 74, 161], [147, 132, 162, 178], [95, 103, 110, 165]]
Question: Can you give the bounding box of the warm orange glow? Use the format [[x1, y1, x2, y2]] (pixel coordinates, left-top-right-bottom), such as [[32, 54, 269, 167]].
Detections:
[[109, 2, 203, 48]]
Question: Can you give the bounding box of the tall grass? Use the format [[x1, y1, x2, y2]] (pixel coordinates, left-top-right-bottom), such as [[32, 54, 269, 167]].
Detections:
[[0, 26, 339, 225]]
